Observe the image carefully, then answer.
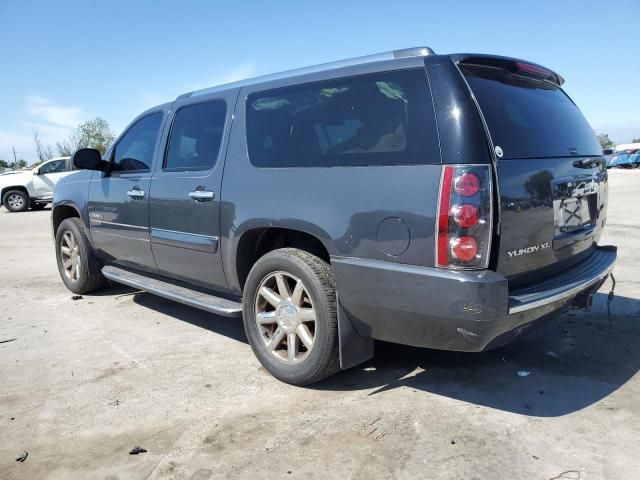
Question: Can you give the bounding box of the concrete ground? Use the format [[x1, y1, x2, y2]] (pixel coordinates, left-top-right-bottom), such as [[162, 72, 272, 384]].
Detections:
[[1, 169, 639, 480]]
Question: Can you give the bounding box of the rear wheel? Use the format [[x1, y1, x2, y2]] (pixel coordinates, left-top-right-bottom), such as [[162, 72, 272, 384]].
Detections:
[[55, 218, 107, 294], [242, 248, 339, 385], [2, 190, 30, 212]]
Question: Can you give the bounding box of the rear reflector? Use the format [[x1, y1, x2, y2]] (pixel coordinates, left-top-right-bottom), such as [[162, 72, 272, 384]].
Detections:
[[436, 165, 493, 269]]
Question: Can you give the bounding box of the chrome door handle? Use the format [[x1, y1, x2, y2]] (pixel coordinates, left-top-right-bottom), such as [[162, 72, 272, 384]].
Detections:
[[189, 190, 215, 202], [126, 188, 146, 199]]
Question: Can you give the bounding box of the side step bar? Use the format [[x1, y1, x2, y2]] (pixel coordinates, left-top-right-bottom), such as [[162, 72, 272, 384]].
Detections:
[[101, 266, 243, 317]]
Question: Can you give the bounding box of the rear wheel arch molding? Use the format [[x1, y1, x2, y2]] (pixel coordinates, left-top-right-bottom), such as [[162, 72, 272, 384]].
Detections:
[[233, 225, 336, 293]]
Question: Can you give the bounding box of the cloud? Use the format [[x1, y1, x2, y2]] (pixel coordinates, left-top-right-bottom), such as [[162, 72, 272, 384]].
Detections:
[[25, 95, 84, 128], [0, 96, 85, 163]]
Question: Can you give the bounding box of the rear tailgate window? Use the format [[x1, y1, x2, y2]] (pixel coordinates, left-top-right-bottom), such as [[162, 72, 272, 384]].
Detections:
[[459, 62, 601, 159]]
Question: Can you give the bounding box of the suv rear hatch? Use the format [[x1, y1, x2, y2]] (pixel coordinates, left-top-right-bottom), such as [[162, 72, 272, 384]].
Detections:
[[457, 56, 607, 285]]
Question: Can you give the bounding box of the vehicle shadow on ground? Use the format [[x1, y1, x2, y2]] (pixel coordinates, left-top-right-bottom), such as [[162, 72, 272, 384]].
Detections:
[[119, 286, 640, 417], [130, 290, 248, 344], [317, 292, 640, 417], [1, 206, 52, 213]]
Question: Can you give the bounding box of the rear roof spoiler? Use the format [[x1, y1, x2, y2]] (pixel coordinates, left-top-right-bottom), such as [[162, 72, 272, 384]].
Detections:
[[449, 53, 565, 86]]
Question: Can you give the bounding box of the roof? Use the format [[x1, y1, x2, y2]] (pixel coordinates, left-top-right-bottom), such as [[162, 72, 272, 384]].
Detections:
[[179, 46, 435, 100]]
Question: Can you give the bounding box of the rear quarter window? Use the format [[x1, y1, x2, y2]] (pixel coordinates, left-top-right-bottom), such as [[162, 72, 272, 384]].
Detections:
[[461, 64, 601, 159], [245, 69, 439, 167]]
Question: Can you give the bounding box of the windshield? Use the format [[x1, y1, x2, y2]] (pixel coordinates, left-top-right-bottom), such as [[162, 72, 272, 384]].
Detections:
[[460, 63, 601, 159]]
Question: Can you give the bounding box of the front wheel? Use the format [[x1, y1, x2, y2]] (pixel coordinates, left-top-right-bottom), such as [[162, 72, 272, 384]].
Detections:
[[2, 190, 30, 212], [55, 218, 107, 294], [242, 248, 340, 385]]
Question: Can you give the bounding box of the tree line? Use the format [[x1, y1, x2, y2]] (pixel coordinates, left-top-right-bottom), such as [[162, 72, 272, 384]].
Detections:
[[598, 132, 640, 150], [0, 117, 115, 170]]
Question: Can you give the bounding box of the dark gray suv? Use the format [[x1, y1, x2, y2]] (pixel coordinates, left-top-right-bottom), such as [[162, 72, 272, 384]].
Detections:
[[52, 47, 616, 385]]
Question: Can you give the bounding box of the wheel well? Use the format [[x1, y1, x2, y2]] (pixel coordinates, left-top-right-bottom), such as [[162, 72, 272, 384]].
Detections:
[[1, 186, 28, 202], [52, 205, 80, 234], [236, 228, 330, 290]]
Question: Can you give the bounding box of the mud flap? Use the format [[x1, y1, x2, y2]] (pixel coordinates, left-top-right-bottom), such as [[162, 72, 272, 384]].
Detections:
[[337, 296, 374, 370]]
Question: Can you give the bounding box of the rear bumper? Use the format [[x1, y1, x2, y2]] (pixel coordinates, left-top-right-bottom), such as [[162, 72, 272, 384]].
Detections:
[[332, 246, 616, 352]]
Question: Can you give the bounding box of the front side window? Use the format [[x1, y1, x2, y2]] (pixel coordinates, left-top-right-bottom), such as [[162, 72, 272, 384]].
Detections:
[[246, 69, 438, 167], [164, 100, 227, 171], [112, 112, 163, 172], [40, 159, 66, 174]]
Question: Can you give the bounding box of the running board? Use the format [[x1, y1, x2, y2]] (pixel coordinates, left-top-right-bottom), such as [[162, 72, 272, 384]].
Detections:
[[101, 266, 243, 317]]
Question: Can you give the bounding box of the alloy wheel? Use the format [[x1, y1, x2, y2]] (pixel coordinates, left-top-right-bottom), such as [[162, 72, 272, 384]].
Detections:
[[254, 271, 317, 364], [60, 231, 81, 282]]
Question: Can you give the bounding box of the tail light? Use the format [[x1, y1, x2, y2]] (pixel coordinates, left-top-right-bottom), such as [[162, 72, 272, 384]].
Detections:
[[436, 165, 493, 269]]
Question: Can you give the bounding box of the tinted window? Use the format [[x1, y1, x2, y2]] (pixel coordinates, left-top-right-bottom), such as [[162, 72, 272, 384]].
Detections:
[[461, 64, 601, 159], [40, 159, 66, 174], [164, 101, 227, 171], [246, 69, 438, 167], [112, 112, 163, 172]]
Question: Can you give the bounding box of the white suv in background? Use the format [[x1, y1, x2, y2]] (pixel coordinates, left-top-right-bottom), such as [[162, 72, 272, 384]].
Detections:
[[1, 157, 73, 212]]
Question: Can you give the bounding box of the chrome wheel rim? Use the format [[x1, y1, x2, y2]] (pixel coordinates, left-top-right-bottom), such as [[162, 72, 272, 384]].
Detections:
[[7, 194, 24, 209], [60, 231, 81, 282], [255, 271, 316, 365]]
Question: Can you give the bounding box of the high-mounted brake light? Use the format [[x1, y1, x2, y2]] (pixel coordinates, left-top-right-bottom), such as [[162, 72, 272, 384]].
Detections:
[[514, 61, 553, 78], [436, 165, 493, 269]]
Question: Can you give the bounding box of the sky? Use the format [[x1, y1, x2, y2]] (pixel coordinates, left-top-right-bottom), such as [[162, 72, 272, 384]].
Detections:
[[0, 0, 638, 163]]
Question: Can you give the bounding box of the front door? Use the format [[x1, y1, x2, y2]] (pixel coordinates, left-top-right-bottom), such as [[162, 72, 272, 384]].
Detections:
[[149, 93, 236, 290], [88, 111, 165, 272], [32, 158, 73, 199]]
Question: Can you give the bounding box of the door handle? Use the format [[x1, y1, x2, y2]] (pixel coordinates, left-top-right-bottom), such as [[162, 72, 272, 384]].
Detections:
[[189, 190, 215, 202], [127, 188, 146, 199]]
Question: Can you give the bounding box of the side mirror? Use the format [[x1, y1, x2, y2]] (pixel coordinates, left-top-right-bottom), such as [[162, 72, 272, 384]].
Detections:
[[32, 167, 40, 175], [72, 148, 106, 171]]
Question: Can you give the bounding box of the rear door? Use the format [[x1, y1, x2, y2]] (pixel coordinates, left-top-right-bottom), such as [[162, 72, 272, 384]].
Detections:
[[148, 91, 236, 290], [458, 59, 606, 283]]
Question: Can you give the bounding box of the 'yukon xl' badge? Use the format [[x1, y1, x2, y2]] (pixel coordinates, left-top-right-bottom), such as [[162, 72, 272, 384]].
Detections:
[[507, 242, 551, 258]]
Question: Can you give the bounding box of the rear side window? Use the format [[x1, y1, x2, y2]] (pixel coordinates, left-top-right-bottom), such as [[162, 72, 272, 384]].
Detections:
[[112, 112, 163, 172], [246, 69, 439, 167], [164, 100, 227, 171], [460, 63, 601, 159]]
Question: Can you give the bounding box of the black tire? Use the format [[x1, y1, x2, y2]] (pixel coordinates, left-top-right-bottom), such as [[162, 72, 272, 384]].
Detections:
[[55, 218, 107, 294], [2, 189, 30, 212], [31, 202, 47, 210], [242, 248, 340, 385]]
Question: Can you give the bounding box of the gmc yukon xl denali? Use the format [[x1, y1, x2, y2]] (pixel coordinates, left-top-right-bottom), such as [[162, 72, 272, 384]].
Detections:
[[52, 47, 616, 385]]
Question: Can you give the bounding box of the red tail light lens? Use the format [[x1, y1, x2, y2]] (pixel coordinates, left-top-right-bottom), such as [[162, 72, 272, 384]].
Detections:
[[450, 236, 478, 262], [436, 165, 493, 269], [453, 204, 480, 228], [454, 172, 480, 197]]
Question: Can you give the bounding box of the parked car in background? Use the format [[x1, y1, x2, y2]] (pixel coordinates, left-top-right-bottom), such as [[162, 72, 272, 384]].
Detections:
[[610, 150, 639, 169], [52, 47, 616, 385], [1, 157, 72, 212], [628, 150, 640, 168], [603, 148, 616, 168]]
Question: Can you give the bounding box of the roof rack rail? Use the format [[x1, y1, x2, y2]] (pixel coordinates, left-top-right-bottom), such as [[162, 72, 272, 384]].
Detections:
[[183, 46, 435, 99]]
